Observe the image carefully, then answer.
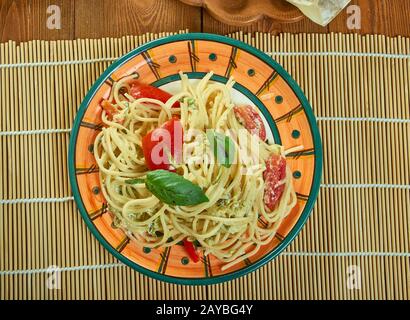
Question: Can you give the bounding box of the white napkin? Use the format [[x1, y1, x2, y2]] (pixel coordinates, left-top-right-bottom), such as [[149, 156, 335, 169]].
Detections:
[[287, 0, 351, 26]]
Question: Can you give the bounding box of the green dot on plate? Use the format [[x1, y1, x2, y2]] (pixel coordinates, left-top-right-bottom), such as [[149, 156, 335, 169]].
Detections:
[[275, 95, 283, 104], [247, 68, 255, 76], [209, 53, 217, 61], [181, 257, 189, 265], [92, 186, 100, 195], [143, 247, 151, 254], [293, 171, 302, 179], [292, 130, 300, 139], [168, 55, 177, 63], [88, 144, 94, 153]]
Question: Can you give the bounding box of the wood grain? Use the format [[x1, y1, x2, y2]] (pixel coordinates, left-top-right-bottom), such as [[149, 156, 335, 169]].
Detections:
[[74, 0, 201, 39], [179, 0, 304, 25], [0, 0, 74, 43], [202, 12, 326, 35], [203, 0, 410, 37], [1, 0, 409, 43], [0, 0, 201, 43], [328, 0, 410, 36]]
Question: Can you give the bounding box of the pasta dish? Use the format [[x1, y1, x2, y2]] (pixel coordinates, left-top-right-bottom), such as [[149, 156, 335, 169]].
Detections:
[[94, 72, 297, 270]]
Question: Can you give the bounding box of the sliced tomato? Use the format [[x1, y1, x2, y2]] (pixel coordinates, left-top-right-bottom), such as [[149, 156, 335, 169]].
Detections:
[[233, 105, 266, 141], [128, 81, 180, 108], [100, 100, 117, 120], [182, 239, 199, 263], [263, 154, 287, 211], [142, 118, 183, 171]]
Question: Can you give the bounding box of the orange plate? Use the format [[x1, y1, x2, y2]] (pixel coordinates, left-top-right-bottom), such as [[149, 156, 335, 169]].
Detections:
[[68, 33, 322, 285]]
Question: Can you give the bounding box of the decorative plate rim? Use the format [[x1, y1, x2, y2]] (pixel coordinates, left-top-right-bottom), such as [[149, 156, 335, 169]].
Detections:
[[68, 32, 323, 286], [178, 0, 304, 25]]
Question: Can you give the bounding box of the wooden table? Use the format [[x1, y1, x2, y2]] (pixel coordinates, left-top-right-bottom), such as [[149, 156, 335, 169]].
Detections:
[[1, 0, 409, 43]]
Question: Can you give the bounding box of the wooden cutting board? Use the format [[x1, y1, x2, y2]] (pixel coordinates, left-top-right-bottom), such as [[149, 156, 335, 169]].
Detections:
[[179, 0, 304, 25]]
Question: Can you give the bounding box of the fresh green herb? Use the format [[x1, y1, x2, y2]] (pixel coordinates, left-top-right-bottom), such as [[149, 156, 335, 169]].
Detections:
[[206, 130, 235, 168], [147, 217, 160, 236], [145, 170, 209, 206], [125, 178, 145, 184], [179, 97, 196, 109], [187, 98, 196, 109], [147, 221, 156, 235]]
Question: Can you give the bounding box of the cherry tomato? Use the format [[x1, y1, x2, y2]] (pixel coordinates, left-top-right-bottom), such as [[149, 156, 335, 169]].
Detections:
[[263, 154, 287, 211], [182, 239, 199, 263], [129, 81, 180, 108], [142, 118, 183, 171], [233, 105, 266, 141]]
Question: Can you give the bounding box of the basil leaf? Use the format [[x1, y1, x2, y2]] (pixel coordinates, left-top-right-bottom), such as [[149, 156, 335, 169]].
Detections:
[[206, 130, 235, 168], [125, 178, 145, 184], [146, 170, 209, 206]]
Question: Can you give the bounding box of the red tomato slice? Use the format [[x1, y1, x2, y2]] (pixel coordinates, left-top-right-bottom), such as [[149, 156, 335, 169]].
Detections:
[[100, 100, 117, 120], [182, 239, 199, 263], [100, 100, 125, 124], [142, 118, 183, 171], [129, 81, 180, 108], [233, 105, 266, 141], [263, 154, 287, 211]]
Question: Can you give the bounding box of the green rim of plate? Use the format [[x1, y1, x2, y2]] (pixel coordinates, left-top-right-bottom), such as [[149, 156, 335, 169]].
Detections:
[[68, 33, 323, 286]]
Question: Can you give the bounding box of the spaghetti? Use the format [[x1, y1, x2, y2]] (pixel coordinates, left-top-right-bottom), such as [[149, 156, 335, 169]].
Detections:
[[93, 72, 297, 270]]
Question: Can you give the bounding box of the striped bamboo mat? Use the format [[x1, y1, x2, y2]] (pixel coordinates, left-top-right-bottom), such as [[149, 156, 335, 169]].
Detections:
[[0, 31, 409, 300]]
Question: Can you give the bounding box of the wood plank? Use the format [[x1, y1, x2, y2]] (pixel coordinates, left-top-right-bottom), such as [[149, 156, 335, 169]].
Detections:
[[1, 0, 409, 43], [0, 0, 74, 43], [327, 0, 377, 35], [202, 10, 326, 35], [202, 0, 410, 37], [74, 0, 201, 39], [329, 0, 410, 36]]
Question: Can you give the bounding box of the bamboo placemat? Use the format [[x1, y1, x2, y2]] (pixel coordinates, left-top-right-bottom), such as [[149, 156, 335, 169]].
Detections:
[[0, 30, 409, 300]]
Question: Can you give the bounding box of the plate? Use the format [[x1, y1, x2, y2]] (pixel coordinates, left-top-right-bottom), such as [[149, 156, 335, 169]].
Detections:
[[68, 33, 322, 285]]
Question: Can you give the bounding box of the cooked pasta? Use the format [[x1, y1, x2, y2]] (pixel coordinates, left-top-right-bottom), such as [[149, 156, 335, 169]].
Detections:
[[93, 72, 297, 270]]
